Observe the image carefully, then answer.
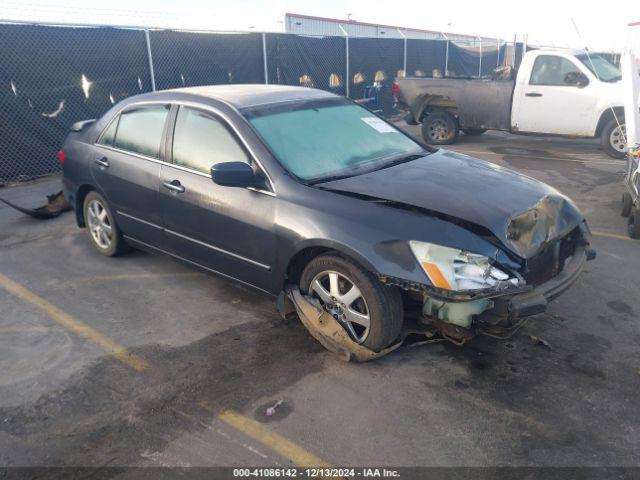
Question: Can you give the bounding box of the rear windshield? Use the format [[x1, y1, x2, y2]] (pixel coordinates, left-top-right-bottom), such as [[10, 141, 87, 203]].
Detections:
[[243, 99, 425, 183]]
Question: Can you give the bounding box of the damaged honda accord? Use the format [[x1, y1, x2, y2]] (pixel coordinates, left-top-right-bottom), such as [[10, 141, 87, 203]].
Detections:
[[61, 85, 595, 359]]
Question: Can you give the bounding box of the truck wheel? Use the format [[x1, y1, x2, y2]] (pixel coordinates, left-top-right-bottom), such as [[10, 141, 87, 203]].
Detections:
[[462, 128, 486, 136], [600, 119, 627, 159], [621, 192, 633, 217], [628, 209, 640, 239], [300, 254, 403, 352], [422, 112, 458, 145]]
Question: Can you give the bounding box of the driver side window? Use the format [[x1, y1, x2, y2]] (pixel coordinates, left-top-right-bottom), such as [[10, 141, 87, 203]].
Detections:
[[172, 106, 250, 173], [529, 55, 582, 86]]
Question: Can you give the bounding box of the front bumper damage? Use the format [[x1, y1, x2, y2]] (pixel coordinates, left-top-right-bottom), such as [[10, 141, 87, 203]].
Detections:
[[412, 244, 593, 345], [283, 245, 593, 361]]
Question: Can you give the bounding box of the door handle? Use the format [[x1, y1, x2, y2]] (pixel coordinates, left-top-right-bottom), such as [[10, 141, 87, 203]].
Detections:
[[162, 180, 186, 194], [525, 92, 543, 97], [95, 157, 110, 168]]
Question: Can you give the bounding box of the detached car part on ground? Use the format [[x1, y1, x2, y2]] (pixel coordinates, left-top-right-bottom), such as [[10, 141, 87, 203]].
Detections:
[[60, 85, 595, 360]]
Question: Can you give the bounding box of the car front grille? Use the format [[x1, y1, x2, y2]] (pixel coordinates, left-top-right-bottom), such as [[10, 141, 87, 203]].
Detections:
[[521, 230, 578, 286]]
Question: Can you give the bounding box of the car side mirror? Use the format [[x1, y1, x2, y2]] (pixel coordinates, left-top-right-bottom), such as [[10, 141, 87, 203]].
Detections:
[[211, 161, 255, 187], [565, 71, 589, 88]]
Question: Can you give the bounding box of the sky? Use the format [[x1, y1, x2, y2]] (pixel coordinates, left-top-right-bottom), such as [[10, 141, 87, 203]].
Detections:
[[0, 0, 636, 51]]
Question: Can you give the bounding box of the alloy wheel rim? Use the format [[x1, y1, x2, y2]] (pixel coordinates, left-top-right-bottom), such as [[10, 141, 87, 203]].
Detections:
[[86, 199, 112, 250], [429, 119, 449, 141], [610, 124, 627, 153], [309, 270, 370, 344]]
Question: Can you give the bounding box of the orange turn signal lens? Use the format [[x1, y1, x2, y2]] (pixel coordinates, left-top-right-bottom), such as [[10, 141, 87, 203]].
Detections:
[[421, 261, 452, 290]]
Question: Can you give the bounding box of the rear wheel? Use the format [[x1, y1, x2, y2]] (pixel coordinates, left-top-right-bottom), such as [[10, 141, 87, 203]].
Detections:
[[83, 191, 128, 257], [462, 128, 486, 136], [421, 112, 458, 145], [621, 192, 633, 217], [600, 118, 626, 159], [300, 254, 403, 352], [628, 209, 640, 239]]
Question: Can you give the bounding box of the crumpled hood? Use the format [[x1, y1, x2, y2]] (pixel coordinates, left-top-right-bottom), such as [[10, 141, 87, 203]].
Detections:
[[320, 149, 585, 259]]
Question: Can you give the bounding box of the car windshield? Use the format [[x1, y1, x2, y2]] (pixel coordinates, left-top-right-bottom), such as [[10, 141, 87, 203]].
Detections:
[[244, 99, 427, 183], [576, 54, 621, 82]]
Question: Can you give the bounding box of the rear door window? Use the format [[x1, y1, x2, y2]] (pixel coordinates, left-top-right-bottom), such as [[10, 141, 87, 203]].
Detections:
[[172, 106, 250, 173], [97, 117, 118, 146], [113, 105, 169, 158]]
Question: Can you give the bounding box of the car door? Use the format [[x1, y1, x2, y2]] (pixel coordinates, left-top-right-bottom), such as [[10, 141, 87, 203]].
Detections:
[[92, 104, 169, 243], [512, 54, 597, 136], [159, 104, 277, 292]]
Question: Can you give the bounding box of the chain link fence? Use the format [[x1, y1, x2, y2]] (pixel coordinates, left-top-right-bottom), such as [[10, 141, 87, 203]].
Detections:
[[0, 21, 520, 184]]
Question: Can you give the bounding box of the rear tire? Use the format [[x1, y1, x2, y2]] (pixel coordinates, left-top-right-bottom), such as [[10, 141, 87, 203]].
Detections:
[[628, 209, 640, 239], [421, 112, 458, 145], [300, 254, 403, 352], [621, 192, 633, 218], [600, 118, 626, 159], [83, 191, 129, 257], [462, 128, 486, 136]]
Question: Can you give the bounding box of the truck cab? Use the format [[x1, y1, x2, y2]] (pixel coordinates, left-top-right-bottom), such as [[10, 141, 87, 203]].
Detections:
[[512, 49, 624, 149]]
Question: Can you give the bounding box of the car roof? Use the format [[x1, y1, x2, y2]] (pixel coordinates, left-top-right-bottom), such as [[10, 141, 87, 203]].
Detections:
[[164, 84, 339, 109]]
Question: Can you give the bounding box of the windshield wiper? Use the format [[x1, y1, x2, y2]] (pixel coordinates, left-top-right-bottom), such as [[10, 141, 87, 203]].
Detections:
[[367, 152, 427, 173], [308, 151, 428, 186]]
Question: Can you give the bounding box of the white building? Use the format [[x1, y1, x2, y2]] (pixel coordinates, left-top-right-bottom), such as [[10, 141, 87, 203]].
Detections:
[[284, 12, 498, 45]]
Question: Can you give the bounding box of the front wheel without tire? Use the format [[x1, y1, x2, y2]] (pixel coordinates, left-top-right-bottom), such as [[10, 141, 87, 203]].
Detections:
[[83, 191, 128, 257], [600, 118, 626, 159], [300, 255, 403, 352], [421, 112, 459, 145]]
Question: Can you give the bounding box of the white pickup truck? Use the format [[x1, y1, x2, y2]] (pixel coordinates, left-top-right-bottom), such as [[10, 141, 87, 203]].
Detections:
[[394, 48, 626, 158]]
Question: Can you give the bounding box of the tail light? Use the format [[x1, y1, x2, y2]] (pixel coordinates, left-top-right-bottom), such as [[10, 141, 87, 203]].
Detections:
[[392, 82, 399, 98], [57, 149, 67, 164]]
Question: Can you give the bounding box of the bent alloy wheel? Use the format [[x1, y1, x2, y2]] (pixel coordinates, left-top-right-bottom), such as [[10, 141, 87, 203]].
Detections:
[[309, 270, 371, 344], [82, 191, 128, 257], [300, 254, 403, 352]]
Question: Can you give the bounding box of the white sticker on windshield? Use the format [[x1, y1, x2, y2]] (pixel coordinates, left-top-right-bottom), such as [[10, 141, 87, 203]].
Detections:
[[361, 117, 397, 133]]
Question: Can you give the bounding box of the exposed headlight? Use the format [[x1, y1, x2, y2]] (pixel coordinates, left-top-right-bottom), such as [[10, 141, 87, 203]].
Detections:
[[409, 241, 520, 291]]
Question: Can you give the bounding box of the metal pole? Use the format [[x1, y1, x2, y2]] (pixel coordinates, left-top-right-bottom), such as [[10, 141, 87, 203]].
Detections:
[[398, 29, 407, 76], [478, 37, 482, 78], [442, 32, 449, 77], [339, 24, 350, 97], [144, 29, 156, 91], [262, 32, 268, 84]]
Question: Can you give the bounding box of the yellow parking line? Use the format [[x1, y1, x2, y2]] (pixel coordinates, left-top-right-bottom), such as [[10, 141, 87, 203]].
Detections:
[[592, 231, 635, 241], [217, 408, 330, 467], [0, 273, 149, 372]]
